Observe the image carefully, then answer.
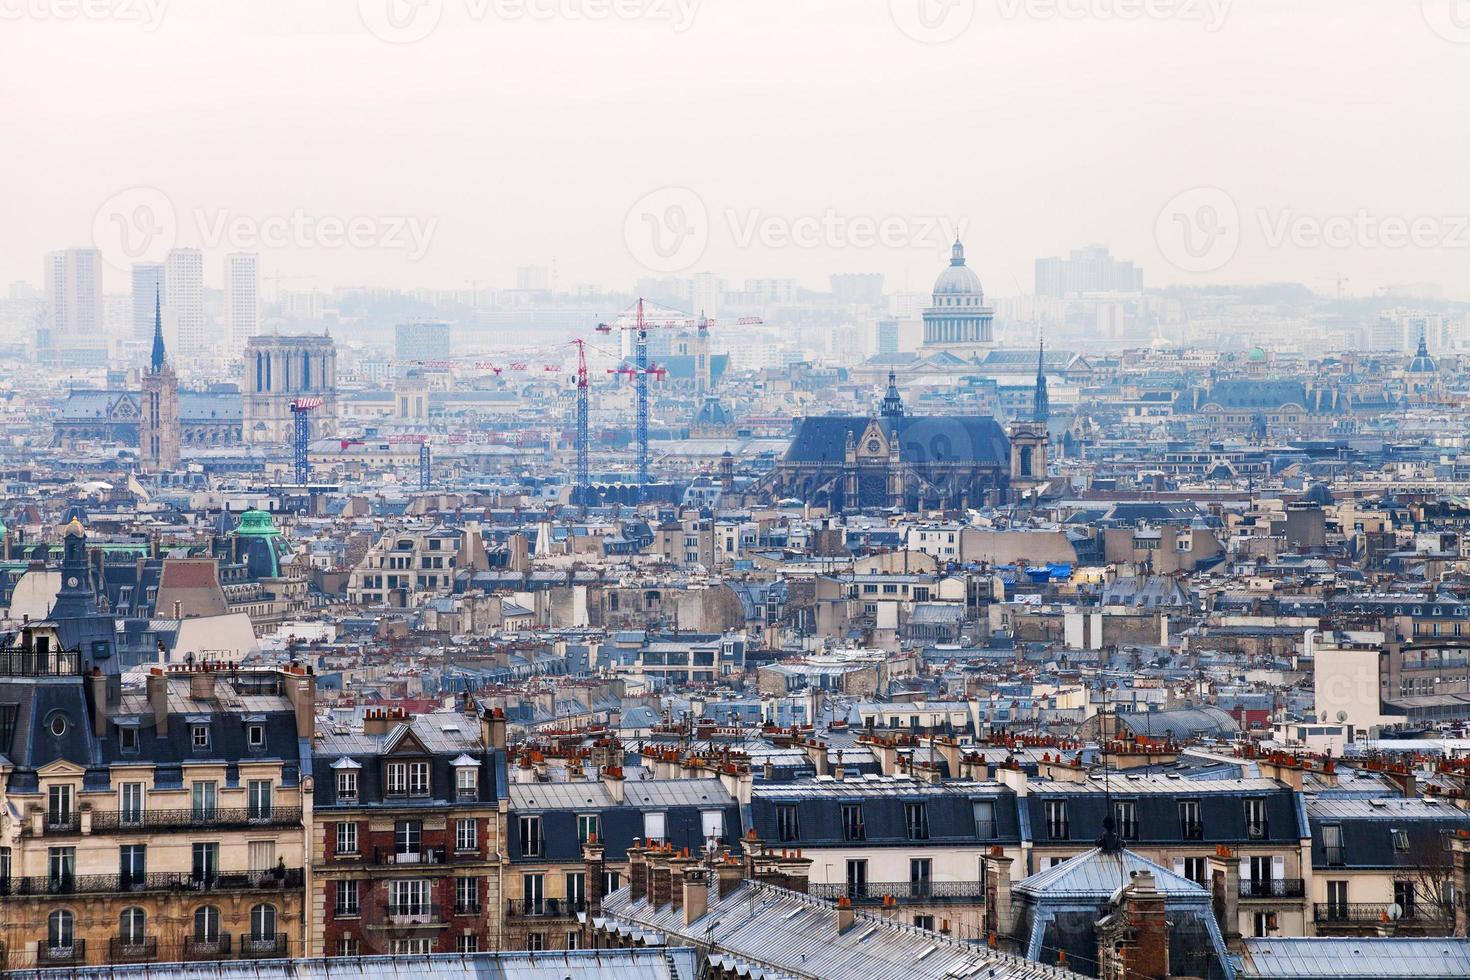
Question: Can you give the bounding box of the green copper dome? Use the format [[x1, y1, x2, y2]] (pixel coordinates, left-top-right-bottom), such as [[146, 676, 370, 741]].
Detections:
[[234, 509, 282, 537]]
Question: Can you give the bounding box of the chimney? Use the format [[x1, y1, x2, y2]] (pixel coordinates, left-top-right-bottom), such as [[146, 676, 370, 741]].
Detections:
[[291, 669, 316, 739], [603, 765, 626, 803], [683, 865, 709, 926], [1207, 846, 1242, 949], [1102, 872, 1169, 980], [1452, 834, 1470, 936], [628, 844, 648, 903], [649, 851, 674, 908], [583, 836, 606, 915], [89, 667, 109, 737], [836, 896, 856, 935], [983, 848, 1015, 943], [485, 707, 507, 749], [715, 854, 745, 900], [189, 669, 217, 701], [146, 668, 168, 735]]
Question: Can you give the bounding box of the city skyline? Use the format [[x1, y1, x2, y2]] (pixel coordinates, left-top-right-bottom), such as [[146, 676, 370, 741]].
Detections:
[[3, 2, 1470, 298]]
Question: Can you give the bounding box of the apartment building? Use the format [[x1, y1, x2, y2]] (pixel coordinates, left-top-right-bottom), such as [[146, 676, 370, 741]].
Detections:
[[1307, 797, 1468, 936], [748, 779, 1017, 939], [309, 704, 508, 957], [346, 525, 468, 607], [503, 768, 741, 951], [1024, 775, 1311, 939], [0, 641, 312, 966]]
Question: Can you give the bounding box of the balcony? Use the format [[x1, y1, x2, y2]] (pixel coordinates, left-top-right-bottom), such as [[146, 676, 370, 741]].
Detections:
[[0, 867, 304, 898], [89, 807, 303, 833], [182, 934, 232, 961], [1240, 878, 1305, 900], [39, 812, 81, 836], [1246, 820, 1270, 840], [383, 903, 446, 926], [109, 936, 159, 963], [808, 880, 986, 904], [238, 935, 288, 960], [373, 847, 449, 867], [35, 940, 86, 966], [453, 902, 481, 916], [1181, 823, 1205, 841], [1313, 903, 1446, 926], [507, 898, 585, 918]]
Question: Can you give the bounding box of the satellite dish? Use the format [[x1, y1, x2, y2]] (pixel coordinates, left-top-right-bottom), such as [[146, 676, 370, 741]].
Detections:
[[1387, 902, 1402, 921], [1336, 711, 1349, 723]]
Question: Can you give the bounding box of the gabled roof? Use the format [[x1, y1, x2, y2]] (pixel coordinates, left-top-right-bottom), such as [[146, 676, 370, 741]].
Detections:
[[1015, 846, 1210, 900]]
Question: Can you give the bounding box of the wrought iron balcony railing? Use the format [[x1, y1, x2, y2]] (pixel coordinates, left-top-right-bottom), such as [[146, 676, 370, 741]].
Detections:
[[0, 867, 303, 897], [108, 936, 158, 963], [89, 807, 303, 833], [808, 880, 986, 903], [1240, 878, 1305, 899], [182, 933, 232, 961]]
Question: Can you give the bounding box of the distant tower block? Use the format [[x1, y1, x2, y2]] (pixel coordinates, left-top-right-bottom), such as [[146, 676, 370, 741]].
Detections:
[[243, 333, 338, 445]]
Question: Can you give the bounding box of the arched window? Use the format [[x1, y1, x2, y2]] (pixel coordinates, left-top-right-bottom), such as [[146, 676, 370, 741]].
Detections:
[[251, 903, 277, 940], [47, 910, 74, 949], [119, 907, 147, 943], [194, 905, 221, 942]]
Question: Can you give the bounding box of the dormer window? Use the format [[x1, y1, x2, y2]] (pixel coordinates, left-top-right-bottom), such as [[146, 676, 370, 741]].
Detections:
[[191, 724, 210, 750], [247, 724, 265, 749], [409, 761, 430, 797], [452, 755, 478, 800], [337, 770, 358, 802], [119, 725, 139, 753]]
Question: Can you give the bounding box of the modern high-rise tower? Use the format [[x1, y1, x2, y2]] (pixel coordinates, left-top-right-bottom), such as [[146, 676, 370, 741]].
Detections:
[[164, 247, 205, 357], [44, 248, 104, 339], [224, 252, 259, 353]]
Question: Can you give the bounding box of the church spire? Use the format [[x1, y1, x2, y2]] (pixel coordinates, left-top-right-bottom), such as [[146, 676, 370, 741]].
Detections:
[[1033, 331, 1050, 423], [150, 285, 167, 373], [880, 370, 904, 419]]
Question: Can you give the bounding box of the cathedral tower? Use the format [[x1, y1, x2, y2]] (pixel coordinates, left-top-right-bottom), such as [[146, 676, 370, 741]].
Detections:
[[139, 288, 181, 472]]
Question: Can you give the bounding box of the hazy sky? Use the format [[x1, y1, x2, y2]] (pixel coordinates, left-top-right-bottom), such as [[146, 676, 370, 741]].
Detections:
[[3, 0, 1469, 298]]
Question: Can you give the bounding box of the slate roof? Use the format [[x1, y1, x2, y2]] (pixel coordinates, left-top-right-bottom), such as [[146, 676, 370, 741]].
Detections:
[[1014, 846, 1210, 899], [1238, 938, 1470, 980], [0, 949, 701, 980], [784, 415, 1008, 466], [600, 879, 1075, 980]]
